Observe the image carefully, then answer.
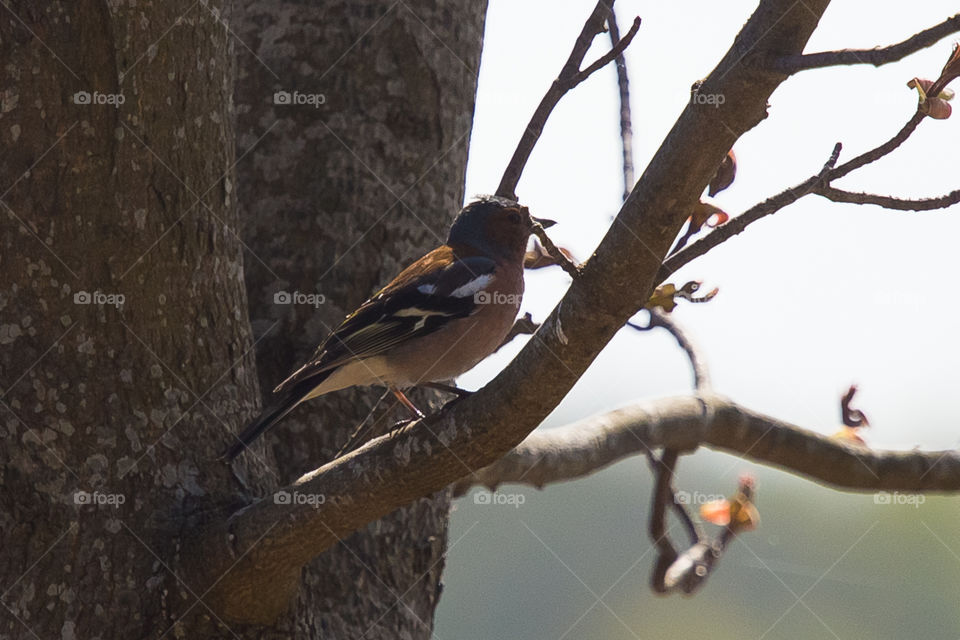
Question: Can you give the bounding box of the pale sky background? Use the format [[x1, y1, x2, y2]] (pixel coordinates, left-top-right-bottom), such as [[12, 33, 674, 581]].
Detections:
[[461, 0, 960, 449], [437, 2, 960, 639]]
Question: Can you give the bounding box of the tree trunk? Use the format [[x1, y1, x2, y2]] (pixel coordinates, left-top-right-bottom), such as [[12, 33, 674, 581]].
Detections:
[[0, 1, 261, 638], [231, 0, 486, 637], [1, 0, 483, 638]]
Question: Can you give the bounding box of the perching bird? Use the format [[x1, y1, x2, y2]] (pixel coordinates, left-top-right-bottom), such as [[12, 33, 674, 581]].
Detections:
[[222, 196, 554, 460]]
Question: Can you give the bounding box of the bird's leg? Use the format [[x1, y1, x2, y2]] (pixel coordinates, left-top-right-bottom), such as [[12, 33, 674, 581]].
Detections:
[[390, 387, 425, 419], [419, 381, 474, 398]]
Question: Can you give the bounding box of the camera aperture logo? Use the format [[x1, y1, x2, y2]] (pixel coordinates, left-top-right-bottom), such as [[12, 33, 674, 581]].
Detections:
[[274, 490, 326, 507], [73, 90, 125, 108], [274, 290, 326, 308], [473, 490, 525, 508], [273, 90, 326, 108], [874, 491, 925, 508], [74, 490, 126, 507], [74, 290, 125, 309]]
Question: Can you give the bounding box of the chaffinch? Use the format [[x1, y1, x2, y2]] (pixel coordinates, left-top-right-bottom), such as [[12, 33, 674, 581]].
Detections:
[[223, 196, 554, 461]]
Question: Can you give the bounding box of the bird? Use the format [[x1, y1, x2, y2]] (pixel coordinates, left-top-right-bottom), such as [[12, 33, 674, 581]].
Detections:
[[222, 195, 554, 461]]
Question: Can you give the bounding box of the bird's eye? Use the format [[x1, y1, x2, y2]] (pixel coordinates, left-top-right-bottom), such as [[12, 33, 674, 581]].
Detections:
[[507, 211, 521, 224]]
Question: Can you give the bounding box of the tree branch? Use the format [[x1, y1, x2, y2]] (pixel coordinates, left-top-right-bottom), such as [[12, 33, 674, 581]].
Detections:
[[659, 101, 953, 282], [573, 16, 642, 84], [771, 14, 960, 73], [647, 449, 746, 595], [496, 312, 539, 352], [648, 449, 682, 592], [658, 142, 842, 282], [608, 11, 635, 202], [814, 184, 960, 210], [628, 309, 712, 391], [451, 394, 960, 495], [827, 111, 925, 181], [532, 220, 582, 278], [495, 3, 641, 200]]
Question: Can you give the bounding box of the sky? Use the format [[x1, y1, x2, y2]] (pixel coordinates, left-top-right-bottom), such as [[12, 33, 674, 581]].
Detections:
[[461, 0, 960, 450], [437, 2, 960, 639]]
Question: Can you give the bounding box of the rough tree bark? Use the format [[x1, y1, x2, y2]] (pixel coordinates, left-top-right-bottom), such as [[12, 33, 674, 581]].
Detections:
[[0, 0, 484, 638], [232, 1, 486, 637], [0, 1, 258, 638]]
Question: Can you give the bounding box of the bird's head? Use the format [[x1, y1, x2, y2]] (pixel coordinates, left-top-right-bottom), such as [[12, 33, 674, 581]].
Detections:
[[447, 195, 555, 263]]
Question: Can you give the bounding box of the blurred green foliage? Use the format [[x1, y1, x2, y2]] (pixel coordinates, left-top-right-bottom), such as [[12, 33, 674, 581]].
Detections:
[[436, 449, 960, 639]]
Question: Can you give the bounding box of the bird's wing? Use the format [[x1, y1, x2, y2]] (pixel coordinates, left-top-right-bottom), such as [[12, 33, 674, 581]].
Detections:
[[273, 250, 497, 394]]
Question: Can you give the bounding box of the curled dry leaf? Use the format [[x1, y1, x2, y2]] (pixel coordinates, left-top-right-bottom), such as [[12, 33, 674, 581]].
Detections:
[[924, 98, 953, 119], [909, 44, 960, 119], [646, 283, 682, 313], [833, 384, 870, 446], [699, 474, 760, 533], [831, 427, 868, 447], [908, 78, 953, 119], [907, 77, 956, 101], [524, 238, 576, 270], [841, 384, 870, 428], [699, 499, 732, 527], [708, 149, 737, 197], [693, 200, 730, 230], [645, 281, 718, 313], [671, 200, 730, 253], [676, 280, 719, 303]]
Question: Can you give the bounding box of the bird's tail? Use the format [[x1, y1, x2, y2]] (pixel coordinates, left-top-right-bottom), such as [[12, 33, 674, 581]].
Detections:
[[221, 373, 328, 461], [220, 396, 300, 462]]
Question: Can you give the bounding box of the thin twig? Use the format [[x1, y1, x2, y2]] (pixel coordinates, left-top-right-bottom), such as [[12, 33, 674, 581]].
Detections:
[[648, 449, 681, 552], [828, 111, 925, 181], [814, 184, 960, 210], [658, 142, 842, 282], [658, 109, 943, 280], [647, 449, 726, 595], [628, 309, 711, 391], [495, 3, 641, 200], [609, 11, 635, 202], [531, 221, 581, 279], [495, 312, 539, 352], [572, 17, 642, 84], [657, 460, 701, 545], [771, 14, 960, 73]]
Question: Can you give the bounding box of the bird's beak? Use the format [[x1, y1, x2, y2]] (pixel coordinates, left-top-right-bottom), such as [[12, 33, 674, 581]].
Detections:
[[530, 215, 556, 229]]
